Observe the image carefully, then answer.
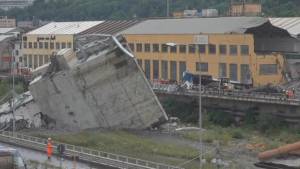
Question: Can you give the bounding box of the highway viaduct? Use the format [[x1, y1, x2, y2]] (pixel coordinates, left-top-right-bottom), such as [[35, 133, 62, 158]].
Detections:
[[153, 87, 300, 124]]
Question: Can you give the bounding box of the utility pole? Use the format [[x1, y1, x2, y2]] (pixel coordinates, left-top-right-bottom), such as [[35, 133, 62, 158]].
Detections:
[[242, 0, 246, 16], [167, 0, 170, 17], [11, 47, 16, 135]]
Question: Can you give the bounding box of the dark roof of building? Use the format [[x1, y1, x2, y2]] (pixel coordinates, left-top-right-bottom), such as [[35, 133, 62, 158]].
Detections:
[[80, 20, 141, 35], [121, 17, 269, 35]]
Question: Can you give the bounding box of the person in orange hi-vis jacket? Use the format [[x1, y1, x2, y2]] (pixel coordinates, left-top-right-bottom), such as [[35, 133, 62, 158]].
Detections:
[[47, 138, 53, 160]]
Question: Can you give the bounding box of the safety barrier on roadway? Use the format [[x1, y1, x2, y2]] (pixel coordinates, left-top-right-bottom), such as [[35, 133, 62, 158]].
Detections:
[[152, 83, 300, 106], [0, 131, 184, 169]]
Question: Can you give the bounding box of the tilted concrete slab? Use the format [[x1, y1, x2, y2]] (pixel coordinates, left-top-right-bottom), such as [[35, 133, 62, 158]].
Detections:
[[29, 35, 168, 131]]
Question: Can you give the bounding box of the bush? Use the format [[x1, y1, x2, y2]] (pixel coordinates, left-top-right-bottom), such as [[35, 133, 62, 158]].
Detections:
[[256, 113, 287, 133], [207, 111, 234, 127], [231, 130, 244, 139]]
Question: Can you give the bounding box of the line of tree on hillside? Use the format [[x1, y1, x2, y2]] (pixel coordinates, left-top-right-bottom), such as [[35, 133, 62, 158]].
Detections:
[[0, 0, 299, 21]]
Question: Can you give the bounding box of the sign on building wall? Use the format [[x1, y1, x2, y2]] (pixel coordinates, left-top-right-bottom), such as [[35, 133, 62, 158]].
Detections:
[[194, 35, 209, 45]]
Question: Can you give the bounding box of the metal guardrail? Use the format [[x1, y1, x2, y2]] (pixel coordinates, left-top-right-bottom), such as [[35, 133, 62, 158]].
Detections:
[[152, 84, 300, 106], [0, 131, 183, 169]]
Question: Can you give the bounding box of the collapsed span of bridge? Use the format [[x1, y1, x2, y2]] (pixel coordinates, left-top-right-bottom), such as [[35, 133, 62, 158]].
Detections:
[[29, 35, 168, 131]]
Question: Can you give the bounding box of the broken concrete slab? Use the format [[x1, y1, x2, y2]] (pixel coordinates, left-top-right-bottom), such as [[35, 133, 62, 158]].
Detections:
[[0, 92, 42, 130], [29, 35, 168, 131]]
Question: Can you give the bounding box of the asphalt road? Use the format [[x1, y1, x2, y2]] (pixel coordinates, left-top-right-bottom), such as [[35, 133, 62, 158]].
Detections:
[[0, 142, 113, 169]]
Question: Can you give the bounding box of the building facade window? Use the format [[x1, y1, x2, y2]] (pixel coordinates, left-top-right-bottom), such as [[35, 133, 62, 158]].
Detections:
[[137, 59, 142, 68], [153, 44, 159, 52], [219, 63, 227, 78], [129, 43, 135, 52], [44, 42, 49, 49], [209, 44, 216, 54], [34, 55, 38, 69], [28, 55, 32, 68], [23, 55, 27, 67], [153, 60, 159, 80], [56, 42, 60, 49], [62, 42, 66, 49], [219, 44, 227, 55], [188, 44, 196, 53], [179, 61, 186, 81], [196, 62, 208, 72], [230, 45, 238, 56], [229, 64, 238, 81], [33, 42, 37, 49], [67, 42, 72, 48], [179, 45, 187, 53], [28, 42, 32, 48], [144, 43, 150, 52], [136, 43, 142, 52], [44, 55, 49, 63], [39, 42, 43, 49], [170, 61, 177, 81], [170, 46, 177, 53], [161, 44, 168, 53], [241, 45, 249, 55], [161, 60, 168, 80], [241, 64, 251, 83], [259, 64, 278, 75], [144, 60, 151, 79], [38, 55, 43, 66], [50, 42, 54, 49], [23, 42, 27, 49], [198, 44, 206, 54]]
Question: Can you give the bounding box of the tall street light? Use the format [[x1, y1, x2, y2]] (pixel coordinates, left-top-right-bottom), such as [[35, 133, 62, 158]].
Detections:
[[167, 0, 170, 17], [194, 34, 208, 169]]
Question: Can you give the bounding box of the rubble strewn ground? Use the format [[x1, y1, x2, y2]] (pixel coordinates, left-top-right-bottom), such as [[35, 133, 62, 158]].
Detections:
[[24, 124, 300, 169]]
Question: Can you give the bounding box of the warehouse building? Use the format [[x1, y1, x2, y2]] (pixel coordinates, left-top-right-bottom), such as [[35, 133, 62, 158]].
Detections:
[[0, 0, 34, 10], [21, 21, 103, 69], [122, 17, 294, 87], [21, 20, 141, 70], [269, 17, 300, 80]]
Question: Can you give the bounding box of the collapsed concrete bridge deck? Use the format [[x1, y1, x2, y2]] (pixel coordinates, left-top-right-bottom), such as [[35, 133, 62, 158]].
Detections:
[[26, 35, 168, 131]]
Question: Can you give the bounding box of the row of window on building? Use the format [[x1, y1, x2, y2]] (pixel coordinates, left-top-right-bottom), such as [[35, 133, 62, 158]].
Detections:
[[23, 41, 73, 50], [129, 43, 250, 56], [21, 54, 50, 69], [137, 59, 278, 83]]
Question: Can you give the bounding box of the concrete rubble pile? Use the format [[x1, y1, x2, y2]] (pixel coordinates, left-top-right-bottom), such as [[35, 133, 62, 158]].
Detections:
[[0, 92, 42, 130], [0, 35, 168, 131]]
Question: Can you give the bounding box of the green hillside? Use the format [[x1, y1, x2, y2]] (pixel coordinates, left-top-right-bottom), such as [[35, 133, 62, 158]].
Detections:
[[1, 0, 300, 21]]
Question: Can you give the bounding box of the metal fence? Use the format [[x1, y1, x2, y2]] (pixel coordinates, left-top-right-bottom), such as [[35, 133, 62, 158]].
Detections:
[[0, 131, 183, 169]]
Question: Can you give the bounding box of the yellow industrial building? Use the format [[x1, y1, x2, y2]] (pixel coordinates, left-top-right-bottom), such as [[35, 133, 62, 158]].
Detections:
[[122, 17, 288, 87]]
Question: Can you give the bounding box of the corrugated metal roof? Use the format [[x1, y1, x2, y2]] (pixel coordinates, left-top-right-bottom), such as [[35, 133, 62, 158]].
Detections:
[[270, 17, 300, 37], [0, 35, 14, 42], [121, 17, 268, 35], [80, 20, 141, 35], [0, 27, 17, 34], [27, 21, 103, 35]]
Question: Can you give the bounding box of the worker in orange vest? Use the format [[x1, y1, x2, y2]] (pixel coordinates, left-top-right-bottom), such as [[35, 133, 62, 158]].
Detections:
[[47, 138, 53, 160]]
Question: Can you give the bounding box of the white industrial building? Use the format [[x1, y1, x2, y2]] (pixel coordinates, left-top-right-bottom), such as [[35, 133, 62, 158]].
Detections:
[[0, 0, 34, 10]]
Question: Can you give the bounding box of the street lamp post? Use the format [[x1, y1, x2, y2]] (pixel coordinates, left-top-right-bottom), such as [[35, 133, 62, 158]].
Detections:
[[194, 34, 208, 169], [167, 0, 170, 17], [11, 48, 16, 135]]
